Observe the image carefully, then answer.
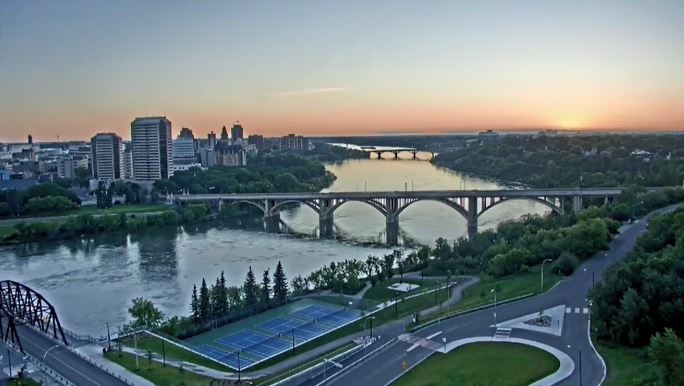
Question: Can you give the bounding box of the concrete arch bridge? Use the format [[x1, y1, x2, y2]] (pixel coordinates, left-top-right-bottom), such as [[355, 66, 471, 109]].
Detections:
[[172, 188, 621, 245]]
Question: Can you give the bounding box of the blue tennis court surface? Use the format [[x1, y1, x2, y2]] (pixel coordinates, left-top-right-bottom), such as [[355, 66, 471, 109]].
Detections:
[[188, 303, 362, 371]]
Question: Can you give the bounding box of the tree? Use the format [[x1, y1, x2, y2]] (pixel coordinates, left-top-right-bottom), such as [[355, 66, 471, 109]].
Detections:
[[273, 261, 288, 305], [648, 328, 684, 386], [243, 267, 258, 311], [260, 268, 271, 309], [382, 253, 395, 281], [199, 279, 211, 322], [190, 284, 199, 322], [128, 297, 164, 328]]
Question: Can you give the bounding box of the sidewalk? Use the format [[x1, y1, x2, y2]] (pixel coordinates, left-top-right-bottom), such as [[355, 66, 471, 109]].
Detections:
[[418, 276, 480, 317]]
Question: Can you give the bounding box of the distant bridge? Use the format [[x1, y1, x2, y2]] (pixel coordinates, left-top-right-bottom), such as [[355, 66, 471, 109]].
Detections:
[[173, 188, 622, 245], [358, 146, 434, 160]]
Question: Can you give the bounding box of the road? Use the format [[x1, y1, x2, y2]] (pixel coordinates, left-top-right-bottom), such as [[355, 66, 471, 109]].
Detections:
[[8, 324, 130, 386], [306, 205, 677, 386]]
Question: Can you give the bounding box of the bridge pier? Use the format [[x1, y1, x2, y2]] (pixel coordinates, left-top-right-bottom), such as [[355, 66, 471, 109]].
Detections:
[[375, 151, 382, 159], [318, 199, 334, 239], [467, 197, 478, 239], [572, 195, 583, 213], [393, 151, 399, 160], [264, 213, 280, 233], [411, 151, 417, 160], [386, 218, 399, 246]]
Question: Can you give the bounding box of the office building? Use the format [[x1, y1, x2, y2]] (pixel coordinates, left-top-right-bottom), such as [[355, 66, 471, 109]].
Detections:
[[207, 131, 217, 148], [279, 134, 309, 151], [130, 117, 173, 181], [247, 134, 265, 150], [91, 133, 124, 180], [57, 157, 76, 179], [231, 123, 244, 143]]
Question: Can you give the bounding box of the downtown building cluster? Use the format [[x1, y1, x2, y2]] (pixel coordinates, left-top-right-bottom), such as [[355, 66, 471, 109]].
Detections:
[[0, 116, 311, 195]]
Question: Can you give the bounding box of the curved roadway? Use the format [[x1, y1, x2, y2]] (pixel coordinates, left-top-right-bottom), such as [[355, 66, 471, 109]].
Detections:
[[299, 205, 677, 386], [13, 324, 130, 386]]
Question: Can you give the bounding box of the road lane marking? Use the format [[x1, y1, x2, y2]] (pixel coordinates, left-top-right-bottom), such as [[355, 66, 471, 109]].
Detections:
[[22, 334, 104, 386], [426, 331, 442, 340], [406, 343, 420, 352], [566, 307, 571, 313], [574, 307, 580, 314], [583, 308, 589, 314]]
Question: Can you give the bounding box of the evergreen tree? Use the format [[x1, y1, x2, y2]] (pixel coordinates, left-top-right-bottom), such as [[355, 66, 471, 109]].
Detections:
[[190, 284, 199, 322], [243, 267, 258, 311], [199, 278, 211, 322], [210, 277, 221, 317], [218, 271, 228, 313], [260, 268, 271, 309], [273, 261, 289, 305]]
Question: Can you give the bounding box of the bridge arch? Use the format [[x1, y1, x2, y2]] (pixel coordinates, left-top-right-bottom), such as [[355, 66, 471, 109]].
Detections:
[[330, 198, 387, 217], [269, 199, 320, 215], [228, 200, 266, 214], [0, 280, 69, 348], [389, 198, 469, 222], [477, 197, 562, 219]]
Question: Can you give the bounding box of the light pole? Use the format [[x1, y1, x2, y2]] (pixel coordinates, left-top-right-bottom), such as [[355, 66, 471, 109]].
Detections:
[[364, 316, 376, 339], [567, 345, 582, 386], [236, 351, 241, 382], [491, 288, 497, 327], [105, 322, 112, 351], [541, 259, 552, 292]]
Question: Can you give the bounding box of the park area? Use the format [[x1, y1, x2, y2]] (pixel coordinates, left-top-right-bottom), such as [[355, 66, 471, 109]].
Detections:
[[184, 299, 362, 370], [393, 342, 559, 386]]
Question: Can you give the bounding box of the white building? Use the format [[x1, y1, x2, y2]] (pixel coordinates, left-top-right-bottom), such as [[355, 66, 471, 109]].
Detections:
[[131, 117, 173, 181], [91, 133, 124, 180], [57, 157, 76, 179]]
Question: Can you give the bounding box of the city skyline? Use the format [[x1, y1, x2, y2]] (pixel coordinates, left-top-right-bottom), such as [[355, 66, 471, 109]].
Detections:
[[1, 0, 684, 142]]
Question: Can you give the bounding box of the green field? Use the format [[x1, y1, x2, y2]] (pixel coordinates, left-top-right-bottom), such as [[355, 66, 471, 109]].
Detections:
[[393, 342, 559, 386], [408, 264, 561, 329], [363, 277, 442, 302], [597, 343, 655, 385], [117, 333, 231, 372], [105, 351, 216, 386]]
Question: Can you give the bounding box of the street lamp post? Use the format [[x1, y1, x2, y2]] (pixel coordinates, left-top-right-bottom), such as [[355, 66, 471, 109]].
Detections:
[[237, 351, 241, 382], [567, 345, 582, 386], [491, 288, 497, 327], [105, 322, 112, 351], [364, 316, 376, 339], [541, 259, 552, 292]]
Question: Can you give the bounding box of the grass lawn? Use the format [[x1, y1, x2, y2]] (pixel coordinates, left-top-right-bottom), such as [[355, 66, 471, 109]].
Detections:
[[363, 277, 441, 302], [78, 204, 168, 216], [393, 342, 559, 386], [597, 343, 655, 385], [452, 264, 561, 313], [0, 225, 17, 238], [105, 351, 218, 386], [117, 334, 231, 372]]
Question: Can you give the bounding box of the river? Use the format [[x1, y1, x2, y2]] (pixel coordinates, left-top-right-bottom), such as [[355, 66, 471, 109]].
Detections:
[[0, 154, 549, 336]]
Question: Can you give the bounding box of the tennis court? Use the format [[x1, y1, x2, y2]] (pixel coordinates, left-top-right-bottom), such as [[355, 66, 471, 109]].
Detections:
[[184, 300, 363, 371]]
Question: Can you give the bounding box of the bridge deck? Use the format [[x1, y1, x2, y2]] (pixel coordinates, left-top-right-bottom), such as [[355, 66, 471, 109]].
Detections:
[[173, 188, 622, 201]]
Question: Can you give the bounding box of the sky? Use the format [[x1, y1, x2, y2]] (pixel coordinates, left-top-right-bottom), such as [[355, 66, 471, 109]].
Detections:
[[1, 0, 683, 142]]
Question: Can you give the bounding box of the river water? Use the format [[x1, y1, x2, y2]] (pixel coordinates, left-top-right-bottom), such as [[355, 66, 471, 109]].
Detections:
[[0, 154, 548, 336]]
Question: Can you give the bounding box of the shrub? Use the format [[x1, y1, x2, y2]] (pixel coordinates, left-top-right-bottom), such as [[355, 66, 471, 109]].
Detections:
[[552, 252, 579, 276]]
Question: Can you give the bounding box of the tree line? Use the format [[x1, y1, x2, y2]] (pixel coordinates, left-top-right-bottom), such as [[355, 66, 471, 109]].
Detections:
[[433, 134, 684, 188], [591, 207, 684, 385], [0, 182, 81, 217]]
